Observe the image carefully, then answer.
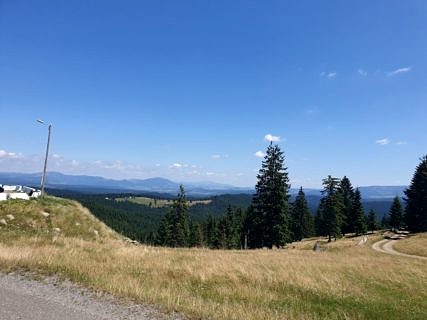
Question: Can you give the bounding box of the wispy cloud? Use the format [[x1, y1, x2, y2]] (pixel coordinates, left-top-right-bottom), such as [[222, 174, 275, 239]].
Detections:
[[170, 163, 183, 168], [0, 150, 22, 159], [375, 138, 390, 145], [321, 71, 337, 79], [254, 151, 266, 158], [264, 134, 280, 142], [387, 66, 412, 76], [396, 141, 408, 145], [357, 68, 367, 76], [211, 154, 229, 160]]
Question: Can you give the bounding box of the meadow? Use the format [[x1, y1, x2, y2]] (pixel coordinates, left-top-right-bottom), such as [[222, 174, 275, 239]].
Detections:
[[116, 196, 212, 208], [1, 197, 426, 320]]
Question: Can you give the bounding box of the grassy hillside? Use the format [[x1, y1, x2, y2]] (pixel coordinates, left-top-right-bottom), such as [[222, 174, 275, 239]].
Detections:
[[1, 197, 426, 319], [394, 233, 427, 257], [0, 197, 118, 244]]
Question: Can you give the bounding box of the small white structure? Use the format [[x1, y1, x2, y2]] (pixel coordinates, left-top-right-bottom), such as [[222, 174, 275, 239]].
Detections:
[[0, 184, 42, 201]]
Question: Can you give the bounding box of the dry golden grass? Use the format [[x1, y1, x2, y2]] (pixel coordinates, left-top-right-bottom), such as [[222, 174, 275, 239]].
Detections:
[[394, 233, 427, 257], [1, 197, 427, 320]]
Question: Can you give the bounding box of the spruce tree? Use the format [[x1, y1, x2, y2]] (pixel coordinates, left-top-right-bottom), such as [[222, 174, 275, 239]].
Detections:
[[352, 188, 367, 235], [205, 215, 219, 249], [389, 196, 403, 232], [189, 222, 204, 247], [156, 185, 190, 247], [367, 209, 377, 234], [320, 175, 343, 242], [172, 185, 190, 247], [251, 143, 291, 248], [291, 187, 314, 241], [404, 155, 427, 232], [156, 210, 174, 246], [338, 176, 355, 234]]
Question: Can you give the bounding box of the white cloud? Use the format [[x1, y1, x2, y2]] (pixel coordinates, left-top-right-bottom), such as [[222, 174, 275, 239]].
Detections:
[[375, 138, 390, 145], [264, 134, 280, 142], [387, 66, 412, 76], [0, 149, 20, 159], [396, 141, 408, 145], [170, 163, 183, 168], [206, 172, 215, 176], [254, 151, 266, 158], [211, 154, 221, 159], [321, 71, 336, 79], [327, 72, 337, 79], [357, 69, 367, 76]]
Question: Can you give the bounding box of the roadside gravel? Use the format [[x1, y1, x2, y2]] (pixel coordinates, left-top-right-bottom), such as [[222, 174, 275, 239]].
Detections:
[[0, 272, 184, 320]]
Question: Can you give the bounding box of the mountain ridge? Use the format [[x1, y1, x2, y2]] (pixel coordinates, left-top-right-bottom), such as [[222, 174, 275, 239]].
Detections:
[[0, 171, 407, 198]]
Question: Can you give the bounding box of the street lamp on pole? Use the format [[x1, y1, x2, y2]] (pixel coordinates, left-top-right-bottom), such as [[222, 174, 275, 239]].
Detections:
[[37, 119, 52, 197]]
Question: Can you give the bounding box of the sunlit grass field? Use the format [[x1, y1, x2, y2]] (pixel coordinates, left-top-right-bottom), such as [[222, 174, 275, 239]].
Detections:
[[394, 233, 427, 257], [1, 197, 426, 319], [115, 196, 211, 208]]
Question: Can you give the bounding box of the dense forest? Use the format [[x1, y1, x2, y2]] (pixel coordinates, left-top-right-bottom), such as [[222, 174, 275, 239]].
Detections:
[[51, 153, 427, 248]]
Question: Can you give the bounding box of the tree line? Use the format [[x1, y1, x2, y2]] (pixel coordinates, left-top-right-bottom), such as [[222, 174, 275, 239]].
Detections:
[[155, 145, 427, 249]]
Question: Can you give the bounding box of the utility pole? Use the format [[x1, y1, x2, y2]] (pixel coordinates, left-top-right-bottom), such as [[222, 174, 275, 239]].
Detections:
[[37, 120, 52, 197]]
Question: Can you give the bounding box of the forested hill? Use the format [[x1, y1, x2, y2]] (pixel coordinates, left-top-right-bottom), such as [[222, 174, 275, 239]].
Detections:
[[50, 189, 396, 243], [50, 191, 254, 241]]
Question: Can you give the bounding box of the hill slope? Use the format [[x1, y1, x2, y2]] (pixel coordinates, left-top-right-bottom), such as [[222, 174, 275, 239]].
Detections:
[[0, 197, 118, 244]]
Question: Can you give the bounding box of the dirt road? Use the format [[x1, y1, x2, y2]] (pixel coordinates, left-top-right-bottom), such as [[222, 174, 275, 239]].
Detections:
[[371, 239, 427, 260], [0, 272, 181, 320]]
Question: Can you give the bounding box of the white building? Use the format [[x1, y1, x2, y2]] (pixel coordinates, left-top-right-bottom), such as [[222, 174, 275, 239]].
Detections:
[[0, 185, 42, 201]]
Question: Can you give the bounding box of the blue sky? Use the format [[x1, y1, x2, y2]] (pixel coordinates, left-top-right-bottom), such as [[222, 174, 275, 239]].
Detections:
[[1, 1, 426, 187]]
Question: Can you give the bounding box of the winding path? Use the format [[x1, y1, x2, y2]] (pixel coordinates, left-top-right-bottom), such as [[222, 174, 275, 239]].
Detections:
[[371, 238, 427, 260]]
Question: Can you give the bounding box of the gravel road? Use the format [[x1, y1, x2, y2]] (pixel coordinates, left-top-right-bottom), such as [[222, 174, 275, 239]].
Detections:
[[371, 239, 427, 260], [0, 272, 182, 320]]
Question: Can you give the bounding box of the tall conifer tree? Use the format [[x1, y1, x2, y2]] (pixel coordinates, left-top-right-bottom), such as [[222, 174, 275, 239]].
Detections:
[[404, 155, 427, 232], [389, 196, 403, 232], [251, 143, 291, 248], [352, 188, 367, 235], [338, 176, 355, 234], [319, 175, 343, 242], [367, 209, 377, 234], [291, 187, 314, 241]]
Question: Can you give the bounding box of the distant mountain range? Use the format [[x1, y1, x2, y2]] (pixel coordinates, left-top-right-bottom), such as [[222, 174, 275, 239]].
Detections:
[[0, 172, 252, 196], [0, 171, 407, 198]]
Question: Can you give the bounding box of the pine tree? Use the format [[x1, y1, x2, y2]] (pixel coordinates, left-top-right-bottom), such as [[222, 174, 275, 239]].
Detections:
[[156, 209, 174, 246], [389, 196, 403, 232], [189, 222, 204, 247], [320, 175, 343, 242], [338, 176, 355, 234], [172, 185, 190, 247], [205, 215, 219, 249], [352, 188, 367, 235], [367, 209, 377, 234], [251, 143, 291, 248], [245, 204, 264, 248], [291, 187, 315, 241], [404, 155, 427, 232], [156, 185, 190, 247]]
